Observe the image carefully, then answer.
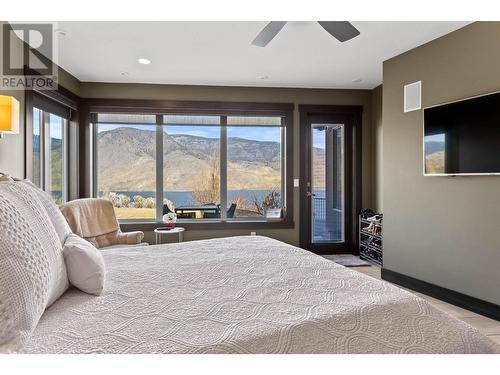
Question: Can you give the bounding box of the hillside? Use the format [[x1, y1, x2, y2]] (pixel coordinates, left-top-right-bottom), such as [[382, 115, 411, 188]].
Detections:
[[97, 127, 282, 191], [425, 151, 445, 174], [33, 135, 63, 192]]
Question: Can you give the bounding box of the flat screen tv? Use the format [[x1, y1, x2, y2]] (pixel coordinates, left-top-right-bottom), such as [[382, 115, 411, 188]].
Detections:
[[424, 90, 500, 175]]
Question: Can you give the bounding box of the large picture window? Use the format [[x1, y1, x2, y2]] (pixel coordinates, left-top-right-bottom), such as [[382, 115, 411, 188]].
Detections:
[[91, 103, 292, 226]]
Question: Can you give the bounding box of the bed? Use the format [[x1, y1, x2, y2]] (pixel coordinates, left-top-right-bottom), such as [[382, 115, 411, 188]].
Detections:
[[22, 235, 500, 354]]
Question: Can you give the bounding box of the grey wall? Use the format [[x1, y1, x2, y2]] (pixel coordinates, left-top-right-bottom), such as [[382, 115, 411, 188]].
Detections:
[[80, 83, 375, 246], [382, 22, 500, 304], [371, 84, 383, 212]]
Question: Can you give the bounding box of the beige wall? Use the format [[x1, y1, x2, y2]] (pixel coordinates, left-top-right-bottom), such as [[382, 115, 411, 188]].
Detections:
[[81, 83, 375, 246], [382, 22, 500, 304], [371, 84, 383, 212]]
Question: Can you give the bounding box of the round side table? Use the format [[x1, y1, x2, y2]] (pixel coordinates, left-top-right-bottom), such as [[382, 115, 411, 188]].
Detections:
[[154, 227, 185, 244]]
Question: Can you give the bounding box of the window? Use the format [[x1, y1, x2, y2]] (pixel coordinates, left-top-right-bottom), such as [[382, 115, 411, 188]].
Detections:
[[31, 106, 68, 204], [92, 105, 291, 226], [163, 116, 221, 219], [227, 116, 283, 218], [95, 114, 157, 220], [32, 108, 42, 187]]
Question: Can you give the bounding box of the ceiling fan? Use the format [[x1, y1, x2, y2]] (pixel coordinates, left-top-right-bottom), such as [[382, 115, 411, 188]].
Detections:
[[251, 21, 360, 47]]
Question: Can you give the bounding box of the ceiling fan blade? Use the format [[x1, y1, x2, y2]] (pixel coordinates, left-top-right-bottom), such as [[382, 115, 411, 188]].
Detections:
[[317, 21, 360, 42], [251, 21, 287, 47]]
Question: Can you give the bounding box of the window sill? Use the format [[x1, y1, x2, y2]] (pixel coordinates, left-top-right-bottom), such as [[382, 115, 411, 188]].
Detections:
[[119, 218, 294, 232]]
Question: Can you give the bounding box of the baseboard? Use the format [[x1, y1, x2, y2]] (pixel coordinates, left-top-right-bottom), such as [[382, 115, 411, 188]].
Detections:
[[381, 268, 500, 322]]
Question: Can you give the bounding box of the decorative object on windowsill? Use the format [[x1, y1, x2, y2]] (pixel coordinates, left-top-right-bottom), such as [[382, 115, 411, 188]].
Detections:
[[162, 199, 175, 215], [265, 208, 282, 219], [0, 95, 20, 139], [162, 212, 177, 229]]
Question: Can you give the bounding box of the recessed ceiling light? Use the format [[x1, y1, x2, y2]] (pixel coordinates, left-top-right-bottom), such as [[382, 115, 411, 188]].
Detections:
[[54, 29, 69, 37], [352, 78, 362, 83], [138, 58, 151, 65]]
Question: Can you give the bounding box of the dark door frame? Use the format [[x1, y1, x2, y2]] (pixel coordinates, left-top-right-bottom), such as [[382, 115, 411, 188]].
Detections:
[[299, 104, 363, 254]]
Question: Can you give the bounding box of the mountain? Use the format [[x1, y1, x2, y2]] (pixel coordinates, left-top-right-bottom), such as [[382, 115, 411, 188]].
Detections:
[[97, 127, 282, 192], [425, 141, 445, 155], [32, 135, 63, 192]]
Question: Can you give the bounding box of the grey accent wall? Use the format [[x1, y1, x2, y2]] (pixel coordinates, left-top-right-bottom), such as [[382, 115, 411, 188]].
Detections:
[[371, 84, 383, 212], [382, 22, 500, 304], [80, 83, 375, 246]]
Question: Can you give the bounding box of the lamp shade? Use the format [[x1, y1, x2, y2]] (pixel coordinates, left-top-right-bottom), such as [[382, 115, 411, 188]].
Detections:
[[0, 95, 20, 134]]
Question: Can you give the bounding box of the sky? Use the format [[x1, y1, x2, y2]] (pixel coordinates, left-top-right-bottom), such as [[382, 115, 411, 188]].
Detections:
[[33, 109, 64, 139], [97, 124, 282, 143], [425, 133, 445, 143]]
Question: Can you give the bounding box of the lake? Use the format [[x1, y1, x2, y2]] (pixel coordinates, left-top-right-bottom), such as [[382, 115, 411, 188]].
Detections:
[[98, 190, 277, 206]]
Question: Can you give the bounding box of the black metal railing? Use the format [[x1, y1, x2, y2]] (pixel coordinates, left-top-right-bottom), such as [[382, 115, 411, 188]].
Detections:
[[313, 197, 326, 220]]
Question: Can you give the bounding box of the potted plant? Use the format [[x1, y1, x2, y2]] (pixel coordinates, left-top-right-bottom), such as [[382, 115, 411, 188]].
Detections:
[[162, 212, 177, 229]]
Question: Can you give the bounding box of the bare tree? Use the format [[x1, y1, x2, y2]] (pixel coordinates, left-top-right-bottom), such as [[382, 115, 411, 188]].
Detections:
[[252, 188, 281, 215], [191, 153, 220, 205]]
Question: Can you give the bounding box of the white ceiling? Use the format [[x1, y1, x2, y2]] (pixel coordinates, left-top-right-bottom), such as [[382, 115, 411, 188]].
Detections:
[[54, 21, 470, 89]]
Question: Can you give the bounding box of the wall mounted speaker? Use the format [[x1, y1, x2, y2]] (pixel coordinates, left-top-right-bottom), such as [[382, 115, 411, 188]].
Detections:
[[404, 81, 422, 112]]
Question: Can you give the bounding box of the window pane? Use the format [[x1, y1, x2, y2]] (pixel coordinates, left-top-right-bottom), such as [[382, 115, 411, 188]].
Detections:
[[32, 107, 42, 187], [311, 124, 344, 243], [227, 125, 282, 218], [49, 114, 64, 204], [163, 117, 220, 220], [96, 123, 156, 220]]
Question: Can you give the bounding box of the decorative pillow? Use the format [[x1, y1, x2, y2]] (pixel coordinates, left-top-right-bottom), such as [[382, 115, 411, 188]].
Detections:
[[63, 234, 106, 296], [19, 180, 72, 246], [0, 181, 68, 353]]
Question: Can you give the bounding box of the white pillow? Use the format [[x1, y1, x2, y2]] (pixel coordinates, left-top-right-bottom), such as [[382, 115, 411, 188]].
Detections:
[[63, 234, 106, 296], [19, 180, 72, 246], [0, 181, 68, 352]]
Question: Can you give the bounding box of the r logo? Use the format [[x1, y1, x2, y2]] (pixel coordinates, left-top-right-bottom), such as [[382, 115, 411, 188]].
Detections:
[[2, 23, 53, 76]]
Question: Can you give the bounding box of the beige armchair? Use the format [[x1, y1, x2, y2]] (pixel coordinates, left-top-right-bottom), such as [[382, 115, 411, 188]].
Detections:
[[61, 198, 147, 249]]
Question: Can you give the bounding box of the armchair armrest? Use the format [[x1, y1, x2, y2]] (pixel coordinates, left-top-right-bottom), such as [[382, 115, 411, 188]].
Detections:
[[115, 230, 145, 245]]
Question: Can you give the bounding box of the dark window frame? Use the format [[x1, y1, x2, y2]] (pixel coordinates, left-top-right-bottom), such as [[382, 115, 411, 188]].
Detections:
[[81, 98, 294, 231], [25, 82, 77, 203]]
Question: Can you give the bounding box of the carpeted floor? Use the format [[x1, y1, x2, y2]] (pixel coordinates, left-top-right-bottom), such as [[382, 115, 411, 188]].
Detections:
[[321, 254, 371, 267]]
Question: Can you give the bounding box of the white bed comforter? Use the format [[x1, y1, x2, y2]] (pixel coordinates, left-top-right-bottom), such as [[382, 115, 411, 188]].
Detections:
[[23, 236, 500, 354]]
